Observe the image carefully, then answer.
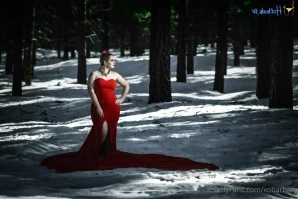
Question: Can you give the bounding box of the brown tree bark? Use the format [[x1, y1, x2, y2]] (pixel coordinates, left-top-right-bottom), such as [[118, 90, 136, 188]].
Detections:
[[268, 16, 293, 109], [186, 0, 195, 74], [77, 0, 87, 84], [176, 0, 187, 82], [213, 0, 228, 93], [256, 15, 270, 99], [23, 0, 34, 85], [101, 0, 110, 51], [12, 7, 25, 96], [148, 0, 172, 103]]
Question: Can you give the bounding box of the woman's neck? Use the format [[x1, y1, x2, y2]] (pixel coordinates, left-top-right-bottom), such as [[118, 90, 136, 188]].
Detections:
[[99, 66, 110, 77], [100, 66, 110, 74]]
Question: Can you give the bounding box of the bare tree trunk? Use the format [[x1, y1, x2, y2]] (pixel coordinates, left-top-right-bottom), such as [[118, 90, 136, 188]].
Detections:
[[186, 0, 194, 74], [120, 25, 125, 57], [213, 0, 228, 93], [129, 17, 138, 56], [268, 16, 293, 109], [86, 3, 91, 58], [101, 0, 110, 51], [32, 38, 36, 68], [176, 0, 187, 82], [77, 0, 87, 84], [71, 48, 76, 58], [12, 9, 24, 96], [223, 43, 227, 75], [233, 42, 240, 66], [5, 21, 14, 74], [256, 15, 269, 99], [148, 0, 172, 103], [63, 43, 69, 60], [57, 22, 62, 59], [193, 31, 198, 55], [31, 3, 36, 78], [23, 0, 34, 85]]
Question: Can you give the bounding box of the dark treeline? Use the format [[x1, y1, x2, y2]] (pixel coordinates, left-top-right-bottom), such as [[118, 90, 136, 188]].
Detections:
[[0, 0, 296, 109]]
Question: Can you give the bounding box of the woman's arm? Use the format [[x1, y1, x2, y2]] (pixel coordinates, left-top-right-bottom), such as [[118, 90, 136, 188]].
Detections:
[[115, 72, 130, 104], [88, 72, 102, 111]]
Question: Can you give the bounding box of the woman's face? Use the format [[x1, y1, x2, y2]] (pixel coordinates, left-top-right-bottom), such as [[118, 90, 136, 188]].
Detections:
[[105, 55, 116, 69]]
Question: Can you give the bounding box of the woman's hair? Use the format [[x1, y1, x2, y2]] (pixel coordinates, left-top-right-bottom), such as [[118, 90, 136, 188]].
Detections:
[[100, 50, 112, 66]]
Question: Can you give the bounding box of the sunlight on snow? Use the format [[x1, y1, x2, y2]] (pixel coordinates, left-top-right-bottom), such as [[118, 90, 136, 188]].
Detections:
[[113, 166, 281, 193], [63, 117, 91, 128], [258, 152, 292, 161], [124, 135, 163, 142], [0, 96, 89, 108], [120, 124, 157, 130], [172, 91, 259, 101], [125, 75, 148, 84], [0, 122, 51, 133], [34, 59, 78, 70], [119, 104, 267, 122], [169, 132, 197, 138], [162, 121, 218, 127], [120, 107, 148, 114], [0, 133, 53, 142]]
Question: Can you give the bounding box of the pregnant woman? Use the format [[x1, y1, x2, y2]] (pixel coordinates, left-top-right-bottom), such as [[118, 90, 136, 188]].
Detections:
[[41, 50, 219, 173]]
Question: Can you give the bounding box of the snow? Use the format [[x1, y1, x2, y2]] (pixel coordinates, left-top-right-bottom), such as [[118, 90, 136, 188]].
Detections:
[[0, 46, 298, 198]]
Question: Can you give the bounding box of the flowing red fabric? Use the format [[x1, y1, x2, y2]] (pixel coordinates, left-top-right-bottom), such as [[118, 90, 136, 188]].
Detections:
[[41, 78, 219, 173]]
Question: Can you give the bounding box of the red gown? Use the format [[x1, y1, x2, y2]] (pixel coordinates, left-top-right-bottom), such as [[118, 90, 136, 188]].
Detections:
[[41, 78, 219, 173]]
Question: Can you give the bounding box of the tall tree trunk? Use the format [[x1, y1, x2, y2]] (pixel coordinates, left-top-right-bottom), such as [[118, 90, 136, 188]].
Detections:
[[5, 43, 14, 75], [57, 22, 62, 59], [250, 17, 257, 48], [213, 0, 228, 93], [86, 3, 91, 58], [31, 3, 36, 78], [57, 38, 62, 59], [223, 42, 228, 75], [176, 0, 187, 82], [233, 42, 240, 66], [268, 16, 293, 109], [170, 33, 177, 55], [86, 40, 91, 58], [77, 0, 87, 84], [5, 20, 14, 74], [229, 27, 241, 66], [71, 48, 76, 58], [63, 43, 69, 60], [256, 15, 269, 99], [101, 0, 110, 51], [120, 25, 125, 57], [5, 47, 13, 74], [12, 9, 24, 96], [129, 17, 138, 56], [193, 32, 198, 55], [63, 21, 70, 60], [32, 38, 36, 69], [239, 23, 245, 55], [186, 0, 194, 74], [23, 0, 34, 85], [148, 0, 172, 103]]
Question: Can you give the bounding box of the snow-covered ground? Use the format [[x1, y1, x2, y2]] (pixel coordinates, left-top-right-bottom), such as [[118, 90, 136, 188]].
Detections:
[[0, 46, 298, 199]]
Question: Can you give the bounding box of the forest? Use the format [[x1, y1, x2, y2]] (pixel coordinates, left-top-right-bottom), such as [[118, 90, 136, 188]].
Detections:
[[1, 0, 298, 198], [0, 0, 296, 108]]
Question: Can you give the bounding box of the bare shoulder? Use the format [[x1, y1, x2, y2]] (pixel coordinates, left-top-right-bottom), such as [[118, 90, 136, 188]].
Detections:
[[111, 71, 121, 79], [89, 70, 100, 79]]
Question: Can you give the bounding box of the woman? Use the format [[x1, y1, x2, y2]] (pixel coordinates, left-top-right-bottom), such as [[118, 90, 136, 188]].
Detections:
[[83, 50, 129, 158], [41, 50, 219, 173]]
